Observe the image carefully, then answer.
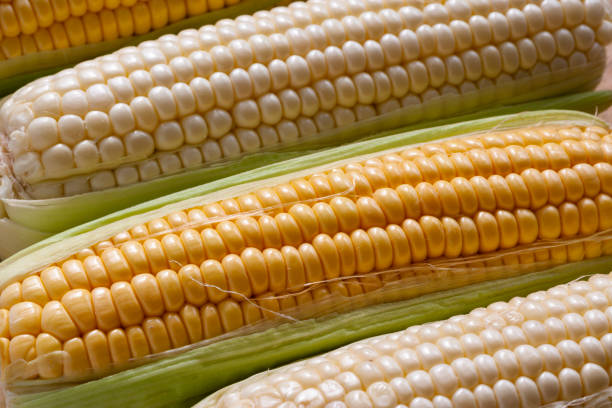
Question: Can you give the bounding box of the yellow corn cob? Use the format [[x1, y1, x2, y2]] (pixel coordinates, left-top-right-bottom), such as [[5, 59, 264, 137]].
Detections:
[[197, 271, 612, 408], [0, 0, 240, 59], [1, 0, 611, 201], [0, 122, 611, 381]]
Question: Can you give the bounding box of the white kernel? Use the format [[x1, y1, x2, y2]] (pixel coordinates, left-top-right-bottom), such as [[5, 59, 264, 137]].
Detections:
[[248, 63, 271, 97], [332, 107, 356, 127], [233, 100, 261, 129], [154, 121, 184, 151], [209, 45, 235, 73], [314, 79, 337, 111], [41, 144, 73, 176], [189, 78, 215, 113], [276, 120, 299, 143], [258, 94, 283, 125], [124, 131, 154, 159], [523, 4, 545, 34], [86, 84, 115, 112], [158, 153, 182, 174], [515, 377, 541, 407], [345, 389, 374, 408], [115, 166, 139, 186], [229, 68, 253, 101], [314, 111, 335, 132], [169, 57, 195, 83], [205, 109, 232, 139], [63, 176, 90, 196], [257, 125, 279, 147], [178, 146, 203, 169], [228, 39, 254, 69], [269, 59, 290, 91], [451, 358, 479, 389], [409, 397, 433, 408], [200, 140, 222, 162], [407, 61, 429, 93], [287, 55, 311, 88], [398, 6, 423, 30], [558, 339, 585, 369], [445, 0, 471, 20], [429, 364, 458, 396], [129, 70, 154, 96], [90, 171, 116, 191], [180, 115, 208, 145], [73, 139, 100, 169], [219, 133, 241, 158], [399, 29, 420, 61], [28, 182, 63, 199], [562, 312, 587, 340], [573, 24, 596, 51], [32, 92, 61, 119], [28, 117, 58, 151], [61, 90, 89, 117], [416, 25, 435, 56], [107, 103, 135, 136], [489, 12, 510, 43], [470, 15, 492, 47], [558, 367, 582, 401], [596, 20, 612, 44], [492, 380, 519, 408], [171, 83, 196, 117], [422, 4, 447, 25], [493, 349, 519, 379], [541, 0, 565, 30], [149, 86, 177, 121], [138, 161, 161, 181], [407, 370, 434, 398], [13, 152, 43, 181], [473, 355, 499, 385], [584, 0, 605, 27], [536, 371, 560, 403], [150, 64, 175, 88], [139, 47, 166, 69], [235, 129, 261, 152], [249, 35, 274, 64], [98, 136, 125, 163], [53, 74, 80, 94], [506, 8, 527, 40], [334, 76, 358, 108]]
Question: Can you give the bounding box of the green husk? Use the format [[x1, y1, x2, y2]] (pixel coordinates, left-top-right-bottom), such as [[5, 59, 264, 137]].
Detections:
[[0, 109, 607, 284], [2, 90, 611, 241], [9, 257, 612, 408], [0, 0, 283, 96]]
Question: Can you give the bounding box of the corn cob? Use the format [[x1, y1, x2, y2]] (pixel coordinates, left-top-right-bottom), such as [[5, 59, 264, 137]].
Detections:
[[1, 0, 611, 251], [0, 111, 610, 386], [197, 270, 612, 408]]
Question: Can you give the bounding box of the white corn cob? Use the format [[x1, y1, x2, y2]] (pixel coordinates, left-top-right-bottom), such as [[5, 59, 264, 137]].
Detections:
[[0, 0, 610, 201]]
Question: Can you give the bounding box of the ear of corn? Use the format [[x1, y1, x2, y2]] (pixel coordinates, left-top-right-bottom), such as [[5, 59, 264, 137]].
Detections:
[[9, 255, 612, 408], [0, 110, 611, 407], [0, 0, 284, 95], [1, 0, 611, 257], [197, 265, 612, 408]]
